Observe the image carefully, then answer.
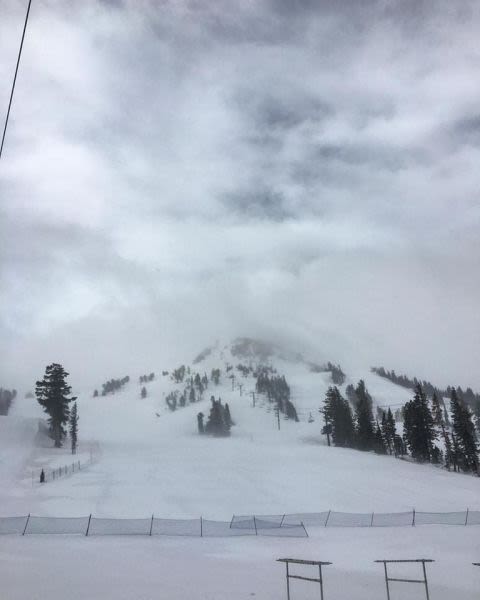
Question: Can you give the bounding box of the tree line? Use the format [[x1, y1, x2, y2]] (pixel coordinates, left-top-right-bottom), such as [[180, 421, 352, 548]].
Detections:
[[93, 375, 130, 397], [321, 380, 479, 474], [255, 370, 299, 421], [372, 366, 480, 415], [165, 368, 222, 411]]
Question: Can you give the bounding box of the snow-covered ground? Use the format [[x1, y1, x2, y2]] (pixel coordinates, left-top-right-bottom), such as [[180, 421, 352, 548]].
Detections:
[[1, 528, 479, 600], [1, 340, 479, 598]]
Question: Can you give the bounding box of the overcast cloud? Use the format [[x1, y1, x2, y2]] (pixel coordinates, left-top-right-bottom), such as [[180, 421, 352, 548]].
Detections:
[[1, 0, 480, 390]]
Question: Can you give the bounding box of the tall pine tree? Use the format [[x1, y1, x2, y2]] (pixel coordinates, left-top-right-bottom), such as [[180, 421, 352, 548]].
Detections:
[[69, 402, 79, 455], [403, 384, 437, 463], [450, 389, 479, 474], [431, 392, 452, 470], [354, 380, 375, 450], [36, 364, 76, 448]]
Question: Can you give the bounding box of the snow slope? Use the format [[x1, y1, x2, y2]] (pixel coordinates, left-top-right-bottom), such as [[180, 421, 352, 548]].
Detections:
[[1, 340, 478, 518]]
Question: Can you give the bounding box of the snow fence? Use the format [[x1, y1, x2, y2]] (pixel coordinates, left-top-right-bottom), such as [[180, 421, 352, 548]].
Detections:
[[0, 515, 307, 537], [1, 510, 479, 536], [233, 509, 480, 529]]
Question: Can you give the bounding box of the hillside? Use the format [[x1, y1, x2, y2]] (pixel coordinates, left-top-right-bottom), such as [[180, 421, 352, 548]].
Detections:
[[1, 339, 478, 519]]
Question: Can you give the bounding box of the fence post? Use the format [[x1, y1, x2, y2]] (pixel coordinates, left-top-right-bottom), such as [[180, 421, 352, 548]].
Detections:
[[200, 516, 203, 537], [371, 512, 375, 527], [229, 514, 235, 529], [85, 514, 92, 536], [253, 516, 258, 536], [465, 508, 469, 526], [301, 521, 309, 538], [149, 514, 154, 536], [22, 514, 30, 536], [325, 510, 331, 527], [280, 514, 286, 527], [412, 509, 416, 526]]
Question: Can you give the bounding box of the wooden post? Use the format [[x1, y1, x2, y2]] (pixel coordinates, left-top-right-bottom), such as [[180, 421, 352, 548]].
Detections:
[[253, 516, 258, 535], [412, 508, 416, 526], [200, 516, 203, 537], [465, 508, 469, 526], [371, 512, 375, 527]]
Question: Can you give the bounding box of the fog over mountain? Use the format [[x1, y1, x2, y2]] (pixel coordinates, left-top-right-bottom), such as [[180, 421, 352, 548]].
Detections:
[[1, 0, 480, 389]]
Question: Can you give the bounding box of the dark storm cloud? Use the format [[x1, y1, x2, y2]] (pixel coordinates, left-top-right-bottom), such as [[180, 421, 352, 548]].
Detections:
[[1, 0, 480, 389]]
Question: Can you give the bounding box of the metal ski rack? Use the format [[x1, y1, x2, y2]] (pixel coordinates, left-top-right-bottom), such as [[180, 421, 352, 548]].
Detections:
[[277, 558, 332, 600], [375, 559, 434, 600]]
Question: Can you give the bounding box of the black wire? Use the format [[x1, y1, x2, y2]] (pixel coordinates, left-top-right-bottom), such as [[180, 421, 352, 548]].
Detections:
[[0, 0, 33, 161]]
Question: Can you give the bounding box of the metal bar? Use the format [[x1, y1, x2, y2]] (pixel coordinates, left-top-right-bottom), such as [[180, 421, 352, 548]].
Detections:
[[278, 559, 332, 566], [319, 564, 324, 600], [383, 562, 391, 600], [324, 510, 331, 527], [286, 562, 290, 600], [375, 560, 434, 564], [85, 514, 92, 536], [149, 514, 154, 536], [287, 575, 322, 583], [387, 578, 426, 584], [422, 560, 430, 600], [300, 521, 309, 538], [22, 514, 30, 536]]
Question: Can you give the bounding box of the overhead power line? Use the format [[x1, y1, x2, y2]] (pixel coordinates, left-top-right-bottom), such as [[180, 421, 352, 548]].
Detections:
[[0, 0, 33, 161]]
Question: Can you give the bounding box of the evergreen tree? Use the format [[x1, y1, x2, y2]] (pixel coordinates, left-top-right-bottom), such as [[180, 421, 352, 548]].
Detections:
[[380, 408, 396, 455], [450, 389, 479, 474], [403, 384, 437, 462], [93, 389, 98, 398], [69, 402, 79, 455], [322, 387, 355, 448], [431, 392, 452, 470], [204, 397, 231, 437], [374, 421, 387, 454], [189, 386, 196, 404], [197, 412, 204, 434], [35, 364, 76, 448], [224, 402, 233, 427], [354, 380, 375, 450], [141, 386, 147, 399]]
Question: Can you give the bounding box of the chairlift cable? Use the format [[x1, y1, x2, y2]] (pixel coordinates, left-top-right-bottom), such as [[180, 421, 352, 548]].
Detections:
[[0, 0, 33, 161]]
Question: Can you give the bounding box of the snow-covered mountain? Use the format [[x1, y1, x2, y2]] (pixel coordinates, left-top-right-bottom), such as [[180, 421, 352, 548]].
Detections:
[[1, 337, 478, 520]]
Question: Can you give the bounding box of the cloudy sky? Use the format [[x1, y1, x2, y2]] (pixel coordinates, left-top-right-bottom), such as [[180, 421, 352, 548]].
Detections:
[[1, 0, 480, 390]]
